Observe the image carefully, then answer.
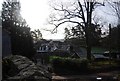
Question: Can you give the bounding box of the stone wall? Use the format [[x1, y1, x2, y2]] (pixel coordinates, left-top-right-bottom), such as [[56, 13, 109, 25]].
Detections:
[[2, 55, 52, 81]]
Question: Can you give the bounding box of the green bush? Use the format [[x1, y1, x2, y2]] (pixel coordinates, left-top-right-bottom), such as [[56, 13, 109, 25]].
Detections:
[[49, 56, 89, 74], [115, 59, 120, 65]]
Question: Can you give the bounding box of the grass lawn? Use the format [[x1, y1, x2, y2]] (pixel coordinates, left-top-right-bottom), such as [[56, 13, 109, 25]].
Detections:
[[91, 47, 117, 53], [91, 47, 108, 53]]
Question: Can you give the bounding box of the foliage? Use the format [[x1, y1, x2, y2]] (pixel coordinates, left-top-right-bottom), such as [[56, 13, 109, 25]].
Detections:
[[31, 29, 43, 50], [31, 29, 43, 43], [89, 60, 120, 73], [2, 0, 35, 58], [49, 56, 120, 74], [49, 56, 89, 74], [64, 27, 71, 40], [65, 24, 101, 46], [101, 25, 120, 51], [52, 49, 70, 57], [114, 59, 120, 65]]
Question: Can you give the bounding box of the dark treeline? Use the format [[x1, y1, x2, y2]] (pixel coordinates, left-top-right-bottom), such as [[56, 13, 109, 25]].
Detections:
[[101, 25, 120, 51], [2, 0, 36, 59], [65, 24, 120, 52]]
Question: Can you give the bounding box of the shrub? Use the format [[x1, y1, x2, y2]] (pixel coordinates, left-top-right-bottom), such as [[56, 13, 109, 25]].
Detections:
[[52, 49, 70, 57], [79, 60, 88, 70], [49, 56, 89, 74]]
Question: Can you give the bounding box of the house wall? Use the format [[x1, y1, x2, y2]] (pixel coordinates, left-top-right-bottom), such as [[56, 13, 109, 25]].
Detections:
[[0, 27, 2, 58], [2, 29, 12, 58]]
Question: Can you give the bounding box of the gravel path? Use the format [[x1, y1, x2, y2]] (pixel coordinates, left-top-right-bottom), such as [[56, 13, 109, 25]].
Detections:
[[52, 71, 120, 81]]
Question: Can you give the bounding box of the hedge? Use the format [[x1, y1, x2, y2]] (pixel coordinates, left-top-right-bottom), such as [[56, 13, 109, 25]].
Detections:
[[49, 56, 89, 74]]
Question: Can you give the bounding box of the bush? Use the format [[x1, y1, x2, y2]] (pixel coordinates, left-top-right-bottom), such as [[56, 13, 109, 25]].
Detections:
[[79, 60, 88, 70], [49, 56, 89, 74], [52, 49, 70, 57]]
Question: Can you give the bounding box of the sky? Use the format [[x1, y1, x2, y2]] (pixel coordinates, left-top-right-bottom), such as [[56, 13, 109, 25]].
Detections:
[[20, 0, 117, 39], [20, 0, 118, 39], [20, 0, 66, 39], [0, 0, 118, 39], [0, 0, 65, 39]]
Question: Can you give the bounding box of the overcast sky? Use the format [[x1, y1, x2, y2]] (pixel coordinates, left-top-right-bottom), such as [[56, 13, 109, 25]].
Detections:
[[0, 0, 118, 39], [20, 0, 66, 39], [20, 0, 118, 39]]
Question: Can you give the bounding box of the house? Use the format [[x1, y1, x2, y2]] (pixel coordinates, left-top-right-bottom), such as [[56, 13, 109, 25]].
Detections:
[[35, 39, 70, 64], [37, 40, 70, 53], [2, 29, 12, 58], [37, 39, 88, 58], [35, 39, 88, 64]]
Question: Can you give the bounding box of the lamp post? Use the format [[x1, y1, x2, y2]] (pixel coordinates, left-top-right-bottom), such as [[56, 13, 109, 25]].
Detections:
[[109, 24, 112, 65]]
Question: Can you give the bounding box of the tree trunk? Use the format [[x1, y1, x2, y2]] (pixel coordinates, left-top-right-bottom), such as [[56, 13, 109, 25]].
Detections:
[[87, 45, 92, 60], [86, 2, 92, 60]]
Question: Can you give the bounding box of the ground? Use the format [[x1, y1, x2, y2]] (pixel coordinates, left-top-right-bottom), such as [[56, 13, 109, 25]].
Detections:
[[52, 71, 120, 81]]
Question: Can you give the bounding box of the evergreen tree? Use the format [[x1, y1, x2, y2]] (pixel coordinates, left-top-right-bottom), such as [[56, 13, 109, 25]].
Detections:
[[2, 0, 35, 59]]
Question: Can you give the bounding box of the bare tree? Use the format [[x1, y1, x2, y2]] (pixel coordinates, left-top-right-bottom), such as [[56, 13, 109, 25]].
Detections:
[[48, 0, 104, 60], [107, 1, 120, 25]]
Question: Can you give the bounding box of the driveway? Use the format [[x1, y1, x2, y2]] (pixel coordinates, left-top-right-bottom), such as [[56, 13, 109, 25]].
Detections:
[[52, 71, 120, 81]]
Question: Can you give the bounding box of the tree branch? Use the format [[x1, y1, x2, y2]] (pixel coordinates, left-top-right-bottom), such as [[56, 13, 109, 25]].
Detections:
[[52, 20, 84, 33], [77, 0, 86, 23]]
